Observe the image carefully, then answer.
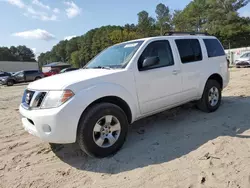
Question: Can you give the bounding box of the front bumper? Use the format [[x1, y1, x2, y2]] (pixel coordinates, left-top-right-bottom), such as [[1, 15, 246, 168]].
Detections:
[[0, 79, 7, 85], [19, 98, 82, 144], [235, 61, 250, 67]]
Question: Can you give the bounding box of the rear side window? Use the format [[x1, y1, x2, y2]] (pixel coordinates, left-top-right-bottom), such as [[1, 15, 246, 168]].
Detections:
[[203, 39, 225, 57], [25, 70, 38, 75], [175, 39, 202, 63]]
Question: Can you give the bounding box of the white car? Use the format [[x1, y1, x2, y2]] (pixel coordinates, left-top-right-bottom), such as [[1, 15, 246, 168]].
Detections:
[[235, 52, 250, 68], [19, 33, 229, 158]]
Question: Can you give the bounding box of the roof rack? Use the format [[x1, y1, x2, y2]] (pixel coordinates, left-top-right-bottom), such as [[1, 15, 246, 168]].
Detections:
[[164, 31, 209, 36]]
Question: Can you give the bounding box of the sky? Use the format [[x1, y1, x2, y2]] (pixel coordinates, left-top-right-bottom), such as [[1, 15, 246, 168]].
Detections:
[[0, 0, 250, 58]]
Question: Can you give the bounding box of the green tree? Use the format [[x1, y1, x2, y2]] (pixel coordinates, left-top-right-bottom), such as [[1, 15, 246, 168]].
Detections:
[[65, 38, 79, 61], [71, 51, 81, 68], [0, 47, 14, 61], [16, 45, 36, 62], [38, 1, 250, 65], [137, 11, 155, 37], [155, 3, 171, 35], [0, 45, 35, 62], [54, 41, 67, 62]]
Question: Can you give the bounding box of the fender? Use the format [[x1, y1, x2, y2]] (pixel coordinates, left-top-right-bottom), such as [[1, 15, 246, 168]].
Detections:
[[73, 82, 140, 123], [198, 71, 222, 97]]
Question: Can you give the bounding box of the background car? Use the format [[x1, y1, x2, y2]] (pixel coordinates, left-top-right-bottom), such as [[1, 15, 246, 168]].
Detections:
[[235, 52, 250, 68], [0, 70, 44, 86], [60, 67, 79, 73], [43, 69, 59, 77], [0, 71, 11, 78]]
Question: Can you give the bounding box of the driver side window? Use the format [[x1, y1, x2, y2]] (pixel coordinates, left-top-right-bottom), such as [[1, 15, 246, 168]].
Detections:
[[17, 72, 24, 77], [138, 40, 174, 70]]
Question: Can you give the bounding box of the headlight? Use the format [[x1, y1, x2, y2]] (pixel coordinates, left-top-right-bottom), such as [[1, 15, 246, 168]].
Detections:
[[40, 90, 74, 109], [1, 76, 8, 81]]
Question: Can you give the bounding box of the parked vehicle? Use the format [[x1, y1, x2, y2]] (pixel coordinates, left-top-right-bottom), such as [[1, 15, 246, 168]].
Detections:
[[9, 72, 16, 75], [19, 33, 229, 158], [60, 68, 79, 73], [43, 70, 59, 77], [235, 52, 250, 68], [0, 71, 11, 78], [1, 70, 44, 86]]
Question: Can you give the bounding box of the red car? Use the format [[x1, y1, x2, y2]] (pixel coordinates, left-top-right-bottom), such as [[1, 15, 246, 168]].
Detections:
[[43, 70, 59, 77]]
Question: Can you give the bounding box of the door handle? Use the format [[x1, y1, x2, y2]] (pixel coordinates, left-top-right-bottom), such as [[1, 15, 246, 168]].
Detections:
[[172, 70, 180, 75]]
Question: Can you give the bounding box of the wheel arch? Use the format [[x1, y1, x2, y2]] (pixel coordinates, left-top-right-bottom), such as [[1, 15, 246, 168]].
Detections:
[[198, 73, 223, 98], [207, 73, 223, 89], [79, 96, 132, 124]]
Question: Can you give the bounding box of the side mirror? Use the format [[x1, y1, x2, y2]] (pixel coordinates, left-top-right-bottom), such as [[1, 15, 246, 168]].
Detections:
[[141, 56, 160, 70]]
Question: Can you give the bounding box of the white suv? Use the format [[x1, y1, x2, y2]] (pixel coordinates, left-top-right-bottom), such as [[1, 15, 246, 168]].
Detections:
[[19, 33, 229, 158]]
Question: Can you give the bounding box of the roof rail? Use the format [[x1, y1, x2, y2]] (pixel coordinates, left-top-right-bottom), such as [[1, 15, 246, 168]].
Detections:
[[164, 31, 209, 36]]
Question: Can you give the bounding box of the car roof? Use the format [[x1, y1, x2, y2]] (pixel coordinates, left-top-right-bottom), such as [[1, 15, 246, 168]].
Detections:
[[119, 35, 217, 45]]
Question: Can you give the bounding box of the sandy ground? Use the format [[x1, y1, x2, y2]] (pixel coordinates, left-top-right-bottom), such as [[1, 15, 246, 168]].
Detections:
[[0, 68, 250, 188]]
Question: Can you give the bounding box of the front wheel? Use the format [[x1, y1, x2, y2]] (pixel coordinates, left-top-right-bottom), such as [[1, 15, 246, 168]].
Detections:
[[197, 79, 222, 113], [77, 103, 128, 158], [6, 80, 14, 86], [35, 77, 41, 80]]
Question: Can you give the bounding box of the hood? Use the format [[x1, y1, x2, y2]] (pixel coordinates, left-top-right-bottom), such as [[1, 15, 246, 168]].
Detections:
[[0, 76, 10, 80], [27, 69, 123, 90]]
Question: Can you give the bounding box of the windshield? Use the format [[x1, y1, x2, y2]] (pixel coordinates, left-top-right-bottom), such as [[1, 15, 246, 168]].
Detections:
[[240, 53, 250, 58], [85, 41, 144, 69], [13, 71, 22, 76]]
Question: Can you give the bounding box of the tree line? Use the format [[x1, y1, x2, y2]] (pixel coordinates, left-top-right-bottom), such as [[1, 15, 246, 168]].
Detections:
[[0, 46, 36, 62], [38, 0, 250, 68]]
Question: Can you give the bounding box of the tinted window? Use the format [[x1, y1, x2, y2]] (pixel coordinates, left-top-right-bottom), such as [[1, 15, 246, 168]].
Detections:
[[138, 40, 174, 70], [25, 70, 38, 75], [0, 72, 10, 76], [203, 39, 225, 57], [175, 39, 202, 63]]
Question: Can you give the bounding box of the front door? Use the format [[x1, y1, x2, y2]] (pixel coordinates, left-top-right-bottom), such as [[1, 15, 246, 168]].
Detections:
[[134, 40, 182, 115], [15, 71, 25, 82]]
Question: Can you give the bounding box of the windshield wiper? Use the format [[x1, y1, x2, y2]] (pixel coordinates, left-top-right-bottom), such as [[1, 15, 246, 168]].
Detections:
[[90, 66, 112, 69]]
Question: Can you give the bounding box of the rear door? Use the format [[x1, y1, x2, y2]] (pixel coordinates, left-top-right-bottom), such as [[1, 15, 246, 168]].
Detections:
[[174, 38, 203, 100], [25, 71, 37, 81]]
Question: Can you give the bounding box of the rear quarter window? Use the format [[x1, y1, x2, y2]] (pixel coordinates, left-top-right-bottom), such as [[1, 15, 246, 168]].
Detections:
[[203, 39, 225, 57], [25, 70, 38, 75]]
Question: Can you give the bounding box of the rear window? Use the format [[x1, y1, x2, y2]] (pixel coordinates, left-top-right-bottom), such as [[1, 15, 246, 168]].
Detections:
[[203, 39, 225, 57], [175, 39, 202, 64]]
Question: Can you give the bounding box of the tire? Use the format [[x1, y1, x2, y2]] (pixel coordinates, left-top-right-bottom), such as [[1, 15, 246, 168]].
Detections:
[[6, 80, 14, 86], [77, 103, 128, 158], [197, 79, 222, 113], [35, 77, 41, 80]]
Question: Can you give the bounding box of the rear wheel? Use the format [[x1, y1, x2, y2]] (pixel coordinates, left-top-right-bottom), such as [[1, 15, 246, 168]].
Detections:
[[77, 103, 128, 158], [35, 77, 41, 80], [197, 79, 222, 112], [6, 80, 14, 86]]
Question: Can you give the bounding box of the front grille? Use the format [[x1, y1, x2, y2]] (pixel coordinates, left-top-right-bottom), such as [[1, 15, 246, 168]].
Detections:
[[237, 61, 250, 65], [22, 90, 47, 109]]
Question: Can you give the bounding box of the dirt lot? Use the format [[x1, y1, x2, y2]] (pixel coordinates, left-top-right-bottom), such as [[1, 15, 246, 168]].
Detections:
[[0, 68, 250, 188]]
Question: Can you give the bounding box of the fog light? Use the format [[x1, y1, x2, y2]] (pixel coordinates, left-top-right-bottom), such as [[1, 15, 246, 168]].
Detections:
[[42, 124, 51, 134]]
